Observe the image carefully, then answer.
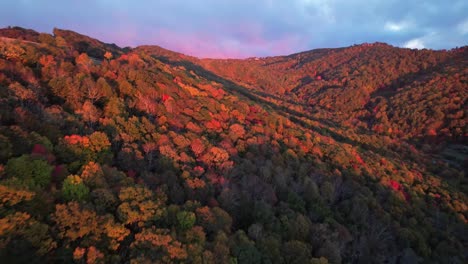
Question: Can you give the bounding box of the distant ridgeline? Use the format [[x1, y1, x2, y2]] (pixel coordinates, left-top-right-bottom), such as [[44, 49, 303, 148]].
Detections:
[[0, 26, 466, 263]]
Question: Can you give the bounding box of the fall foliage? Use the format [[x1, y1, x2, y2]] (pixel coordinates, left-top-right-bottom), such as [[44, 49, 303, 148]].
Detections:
[[0, 27, 465, 263]]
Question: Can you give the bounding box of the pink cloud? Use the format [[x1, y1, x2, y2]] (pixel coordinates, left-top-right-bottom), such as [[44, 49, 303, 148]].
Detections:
[[70, 11, 140, 47], [150, 25, 306, 58], [154, 28, 249, 58], [76, 16, 308, 59]]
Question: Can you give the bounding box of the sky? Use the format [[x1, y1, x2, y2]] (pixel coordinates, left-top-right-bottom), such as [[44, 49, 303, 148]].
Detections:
[[1, 0, 467, 58]]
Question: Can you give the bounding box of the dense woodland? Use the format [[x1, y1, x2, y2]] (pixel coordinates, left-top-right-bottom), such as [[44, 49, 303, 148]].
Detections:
[[0, 26, 466, 263]]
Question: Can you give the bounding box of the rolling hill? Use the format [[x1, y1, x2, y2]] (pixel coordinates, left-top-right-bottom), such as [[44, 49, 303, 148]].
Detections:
[[0, 27, 466, 263]]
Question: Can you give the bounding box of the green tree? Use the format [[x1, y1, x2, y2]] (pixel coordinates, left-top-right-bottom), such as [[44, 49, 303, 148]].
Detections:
[[282, 240, 312, 264], [5, 155, 53, 189], [62, 175, 90, 202], [257, 236, 283, 264], [0, 135, 12, 162], [177, 211, 196, 230], [229, 231, 262, 264]]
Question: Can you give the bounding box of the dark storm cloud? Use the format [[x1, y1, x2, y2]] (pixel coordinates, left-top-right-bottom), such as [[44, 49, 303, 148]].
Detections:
[[0, 0, 466, 58]]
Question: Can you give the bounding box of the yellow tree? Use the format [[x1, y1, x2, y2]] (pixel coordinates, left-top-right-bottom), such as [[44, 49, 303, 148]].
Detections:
[[130, 227, 188, 262], [104, 51, 113, 60], [117, 186, 166, 226]]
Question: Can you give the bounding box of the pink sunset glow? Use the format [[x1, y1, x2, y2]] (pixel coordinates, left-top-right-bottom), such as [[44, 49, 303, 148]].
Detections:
[[0, 0, 466, 58]]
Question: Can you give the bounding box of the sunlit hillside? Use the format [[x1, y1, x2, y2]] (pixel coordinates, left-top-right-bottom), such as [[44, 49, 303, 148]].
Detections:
[[0, 27, 466, 263]]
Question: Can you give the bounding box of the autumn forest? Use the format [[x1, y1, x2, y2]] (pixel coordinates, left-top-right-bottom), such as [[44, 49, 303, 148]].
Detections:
[[0, 27, 466, 263]]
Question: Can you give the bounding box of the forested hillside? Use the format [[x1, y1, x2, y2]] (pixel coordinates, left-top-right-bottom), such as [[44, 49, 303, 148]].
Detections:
[[197, 43, 467, 144], [0, 27, 466, 263]]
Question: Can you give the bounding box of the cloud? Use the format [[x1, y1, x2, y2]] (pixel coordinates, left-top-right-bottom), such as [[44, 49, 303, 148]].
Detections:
[[0, 0, 466, 58], [384, 21, 409, 32], [404, 38, 425, 49], [457, 19, 468, 35]]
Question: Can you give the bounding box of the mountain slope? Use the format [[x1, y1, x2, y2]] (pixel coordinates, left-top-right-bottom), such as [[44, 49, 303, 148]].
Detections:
[[0, 27, 466, 263], [207, 44, 466, 141]]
